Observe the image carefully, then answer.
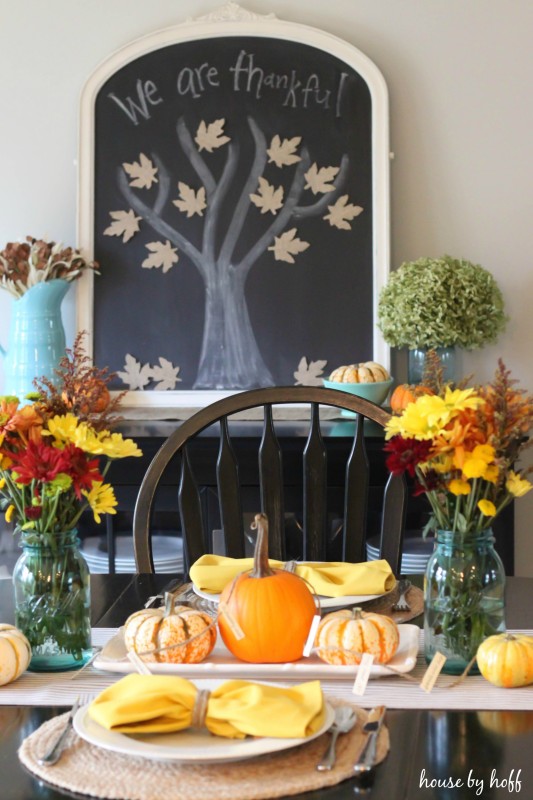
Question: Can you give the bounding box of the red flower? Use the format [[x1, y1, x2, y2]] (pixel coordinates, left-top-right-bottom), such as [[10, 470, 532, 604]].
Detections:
[[24, 505, 43, 520], [6, 440, 103, 499], [384, 436, 432, 477], [61, 443, 102, 499], [7, 440, 72, 484]]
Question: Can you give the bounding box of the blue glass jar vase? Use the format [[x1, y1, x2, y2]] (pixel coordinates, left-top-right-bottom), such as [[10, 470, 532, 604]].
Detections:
[[12, 529, 92, 671], [408, 346, 457, 385], [0, 278, 70, 398], [424, 529, 506, 674]]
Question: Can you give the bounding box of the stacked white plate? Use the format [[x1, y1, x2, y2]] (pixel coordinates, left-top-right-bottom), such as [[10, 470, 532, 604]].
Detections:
[[366, 533, 435, 574], [82, 535, 184, 574]]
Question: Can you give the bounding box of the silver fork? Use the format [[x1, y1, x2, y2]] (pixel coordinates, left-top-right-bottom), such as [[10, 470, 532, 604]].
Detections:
[[391, 579, 411, 612], [37, 693, 95, 766]]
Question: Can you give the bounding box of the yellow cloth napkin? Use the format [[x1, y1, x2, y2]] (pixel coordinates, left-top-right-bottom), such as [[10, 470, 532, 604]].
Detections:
[[189, 555, 395, 598], [88, 674, 325, 740]]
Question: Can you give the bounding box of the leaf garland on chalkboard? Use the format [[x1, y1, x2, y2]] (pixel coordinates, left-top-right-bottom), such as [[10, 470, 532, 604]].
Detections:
[[195, 118, 231, 152], [172, 183, 207, 218], [117, 354, 153, 391], [249, 177, 284, 215], [293, 357, 328, 386], [266, 135, 302, 168], [142, 240, 179, 273], [123, 153, 159, 189], [151, 357, 182, 390], [117, 354, 182, 391], [323, 195, 364, 230], [103, 209, 142, 243], [267, 228, 310, 263], [304, 163, 340, 195]]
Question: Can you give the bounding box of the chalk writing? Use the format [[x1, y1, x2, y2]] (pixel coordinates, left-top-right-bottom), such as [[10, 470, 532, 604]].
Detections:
[[108, 78, 163, 125], [229, 50, 341, 113], [176, 63, 220, 98]]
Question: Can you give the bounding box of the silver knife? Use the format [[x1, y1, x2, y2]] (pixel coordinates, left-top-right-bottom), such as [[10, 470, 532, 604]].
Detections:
[[353, 705, 386, 774]]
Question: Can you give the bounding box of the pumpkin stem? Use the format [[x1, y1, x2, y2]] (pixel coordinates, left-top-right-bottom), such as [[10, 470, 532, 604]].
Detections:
[[250, 513, 276, 578], [352, 607, 363, 620], [164, 591, 176, 616]]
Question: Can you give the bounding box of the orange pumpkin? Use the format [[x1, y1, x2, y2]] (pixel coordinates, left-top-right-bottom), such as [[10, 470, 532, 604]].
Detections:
[[315, 607, 399, 665], [218, 513, 316, 663], [390, 383, 435, 413], [124, 594, 216, 664]]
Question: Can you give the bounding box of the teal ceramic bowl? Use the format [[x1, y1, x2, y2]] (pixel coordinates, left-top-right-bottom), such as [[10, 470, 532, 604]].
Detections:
[[322, 377, 394, 414]]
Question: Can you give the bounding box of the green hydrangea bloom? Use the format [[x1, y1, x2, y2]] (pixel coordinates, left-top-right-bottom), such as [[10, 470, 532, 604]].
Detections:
[[377, 256, 507, 349]]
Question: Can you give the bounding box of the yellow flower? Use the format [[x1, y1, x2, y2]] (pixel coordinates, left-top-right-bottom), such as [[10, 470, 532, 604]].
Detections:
[[483, 465, 500, 484], [461, 444, 496, 479], [448, 478, 471, 496], [5, 504, 15, 523], [0, 477, 5, 489], [44, 414, 80, 446], [385, 388, 484, 442], [478, 499, 497, 517], [98, 432, 143, 459], [82, 481, 117, 524], [506, 471, 532, 498], [73, 423, 109, 454]]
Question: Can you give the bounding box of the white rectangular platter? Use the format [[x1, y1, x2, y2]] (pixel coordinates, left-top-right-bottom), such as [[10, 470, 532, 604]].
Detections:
[[94, 625, 419, 681]]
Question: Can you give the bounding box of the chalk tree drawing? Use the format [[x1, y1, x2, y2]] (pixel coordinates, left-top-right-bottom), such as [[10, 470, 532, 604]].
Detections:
[[111, 115, 356, 389]]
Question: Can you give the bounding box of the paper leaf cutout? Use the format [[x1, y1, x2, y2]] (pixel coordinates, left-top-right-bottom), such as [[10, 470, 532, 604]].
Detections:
[[268, 228, 310, 263], [294, 357, 328, 386], [195, 119, 231, 152], [151, 357, 182, 391], [142, 240, 179, 273], [123, 153, 158, 189], [267, 135, 302, 167], [103, 209, 141, 243], [250, 177, 284, 215], [172, 183, 207, 218], [117, 354, 153, 390], [304, 163, 340, 195], [323, 195, 364, 230]]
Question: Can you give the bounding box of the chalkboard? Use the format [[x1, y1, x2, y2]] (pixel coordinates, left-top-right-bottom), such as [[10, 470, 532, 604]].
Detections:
[[78, 5, 390, 411]]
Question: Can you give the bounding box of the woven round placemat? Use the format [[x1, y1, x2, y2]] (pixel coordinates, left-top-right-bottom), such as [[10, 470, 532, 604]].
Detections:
[[19, 702, 389, 800]]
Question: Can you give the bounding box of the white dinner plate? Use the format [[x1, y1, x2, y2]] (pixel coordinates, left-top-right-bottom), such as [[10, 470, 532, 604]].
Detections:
[[192, 582, 391, 609], [94, 624, 419, 680], [73, 690, 335, 763]]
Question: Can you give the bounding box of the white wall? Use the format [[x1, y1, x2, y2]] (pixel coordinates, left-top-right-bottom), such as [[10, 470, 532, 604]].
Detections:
[[1, 0, 532, 572]]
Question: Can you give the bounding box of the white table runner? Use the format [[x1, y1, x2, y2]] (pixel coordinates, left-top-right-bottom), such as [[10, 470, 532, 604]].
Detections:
[[2, 628, 533, 710]]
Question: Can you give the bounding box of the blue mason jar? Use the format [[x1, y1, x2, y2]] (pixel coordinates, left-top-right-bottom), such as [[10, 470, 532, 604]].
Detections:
[[424, 528, 506, 675]]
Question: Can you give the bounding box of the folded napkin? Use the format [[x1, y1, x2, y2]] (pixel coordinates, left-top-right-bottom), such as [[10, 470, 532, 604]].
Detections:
[[189, 555, 395, 598], [88, 674, 325, 740]]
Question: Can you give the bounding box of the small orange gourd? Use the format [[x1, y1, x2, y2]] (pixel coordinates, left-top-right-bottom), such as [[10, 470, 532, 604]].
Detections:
[[315, 607, 399, 665], [390, 383, 435, 413], [124, 594, 216, 664], [476, 633, 533, 688], [329, 361, 390, 383], [0, 624, 32, 685], [218, 513, 316, 663]]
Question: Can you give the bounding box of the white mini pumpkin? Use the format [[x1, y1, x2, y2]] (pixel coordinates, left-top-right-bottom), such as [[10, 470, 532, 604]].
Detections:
[[0, 624, 32, 685]]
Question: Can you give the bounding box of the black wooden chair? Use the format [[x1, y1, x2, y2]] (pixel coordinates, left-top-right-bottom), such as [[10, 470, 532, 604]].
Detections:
[[133, 386, 407, 576]]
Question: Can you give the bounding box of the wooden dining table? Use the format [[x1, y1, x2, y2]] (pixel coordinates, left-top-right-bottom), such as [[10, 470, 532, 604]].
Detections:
[[1, 572, 533, 799]]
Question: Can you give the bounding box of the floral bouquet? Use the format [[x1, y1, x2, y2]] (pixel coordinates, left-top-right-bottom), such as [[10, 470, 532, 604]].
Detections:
[[0, 335, 142, 670], [383, 361, 533, 671], [0, 236, 98, 298]]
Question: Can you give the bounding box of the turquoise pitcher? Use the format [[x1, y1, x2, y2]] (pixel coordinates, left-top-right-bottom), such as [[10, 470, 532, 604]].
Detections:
[[0, 279, 70, 398]]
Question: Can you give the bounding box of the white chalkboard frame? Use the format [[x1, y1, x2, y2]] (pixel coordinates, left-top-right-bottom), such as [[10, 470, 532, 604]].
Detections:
[[77, 2, 390, 414]]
